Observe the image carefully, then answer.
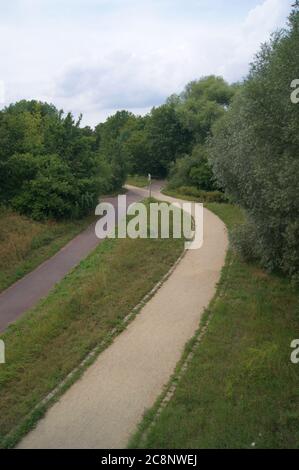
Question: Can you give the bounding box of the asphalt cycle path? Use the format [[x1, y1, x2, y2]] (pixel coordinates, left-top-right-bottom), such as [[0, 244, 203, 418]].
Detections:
[[0, 187, 146, 332]]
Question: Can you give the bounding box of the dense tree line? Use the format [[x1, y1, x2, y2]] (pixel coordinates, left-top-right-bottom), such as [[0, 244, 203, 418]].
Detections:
[[0, 101, 116, 220], [0, 76, 233, 221], [166, 76, 234, 191], [96, 75, 234, 188], [209, 3, 299, 283], [95, 102, 193, 179]]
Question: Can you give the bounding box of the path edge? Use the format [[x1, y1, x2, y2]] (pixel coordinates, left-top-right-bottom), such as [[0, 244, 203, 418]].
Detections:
[[128, 249, 233, 449], [2, 246, 187, 449]]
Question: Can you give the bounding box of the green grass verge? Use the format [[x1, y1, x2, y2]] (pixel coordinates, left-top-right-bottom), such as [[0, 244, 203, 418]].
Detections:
[[126, 175, 149, 188], [0, 200, 185, 448], [0, 207, 95, 293], [162, 186, 227, 204], [129, 202, 299, 449]]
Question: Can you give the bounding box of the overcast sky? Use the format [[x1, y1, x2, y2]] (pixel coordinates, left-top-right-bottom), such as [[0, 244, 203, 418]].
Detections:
[[0, 0, 292, 126]]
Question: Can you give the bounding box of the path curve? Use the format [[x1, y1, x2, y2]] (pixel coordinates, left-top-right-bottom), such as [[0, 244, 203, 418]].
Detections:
[[0, 187, 144, 332], [18, 186, 228, 449]]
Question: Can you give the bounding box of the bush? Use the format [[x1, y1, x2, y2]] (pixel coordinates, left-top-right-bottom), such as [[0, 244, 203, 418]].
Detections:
[[209, 5, 299, 283], [11, 155, 110, 220], [0, 100, 125, 220], [168, 145, 216, 192], [166, 185, 228, 203], [0, 101, 116, 221], [230, 222, 260, 263]]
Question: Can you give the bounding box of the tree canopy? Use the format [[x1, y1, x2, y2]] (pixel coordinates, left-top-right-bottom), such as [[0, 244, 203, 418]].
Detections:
[[0, 101, 116, 219], [209, 4, 299, 283]]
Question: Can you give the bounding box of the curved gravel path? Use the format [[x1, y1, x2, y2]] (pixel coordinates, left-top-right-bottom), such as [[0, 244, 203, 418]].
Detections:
[[18, 186, 228, 449]]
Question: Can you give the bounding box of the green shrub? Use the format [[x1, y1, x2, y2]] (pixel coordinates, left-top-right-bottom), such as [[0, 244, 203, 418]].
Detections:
[[0, 101, 117, 221], [210, 5, 299, 283], [166, 185, 227, 203], [230, 222, 260, 263], [168, 145, 216, 192]]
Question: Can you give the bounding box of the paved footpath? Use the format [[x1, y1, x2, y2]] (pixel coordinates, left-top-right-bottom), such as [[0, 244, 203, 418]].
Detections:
[[0, 187, 144, 332], [18, 187, 228, 449]]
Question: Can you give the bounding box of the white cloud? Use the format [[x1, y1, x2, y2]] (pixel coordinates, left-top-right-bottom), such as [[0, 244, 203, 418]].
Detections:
[[0, 0, 293, 126], [218, 0, 291, 82]]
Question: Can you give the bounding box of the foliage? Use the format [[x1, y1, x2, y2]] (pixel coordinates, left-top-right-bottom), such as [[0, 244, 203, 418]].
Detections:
[[168, 145, 216, 191], [165, 76, 234, 191], [123, 116, 150, 175], [209, 5, 299, 282], [163, 186, 227, 204], [95, 110, 135, 189], [0, 101, 113, 220], [169, 75, 234, 145], [143, 104, 192, 177], [92, 77, 234, 185], [96, 105, 192, 179]]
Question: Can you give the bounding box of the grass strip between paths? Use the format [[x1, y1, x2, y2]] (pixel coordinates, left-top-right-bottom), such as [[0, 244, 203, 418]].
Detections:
[[0, 199, 185, 448], [0, 207, 96, 293], [126, 175, 149, 188]]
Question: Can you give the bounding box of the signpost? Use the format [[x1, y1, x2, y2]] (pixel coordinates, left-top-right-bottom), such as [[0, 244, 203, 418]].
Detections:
[[148, 173, 152, 199], [0, 339, 5, 364]]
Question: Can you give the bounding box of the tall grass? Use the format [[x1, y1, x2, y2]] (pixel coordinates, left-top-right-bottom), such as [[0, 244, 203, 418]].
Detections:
[[130, 203, 299, 449], [0, 200, 185, 448], [0, 208, 94, 292]]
